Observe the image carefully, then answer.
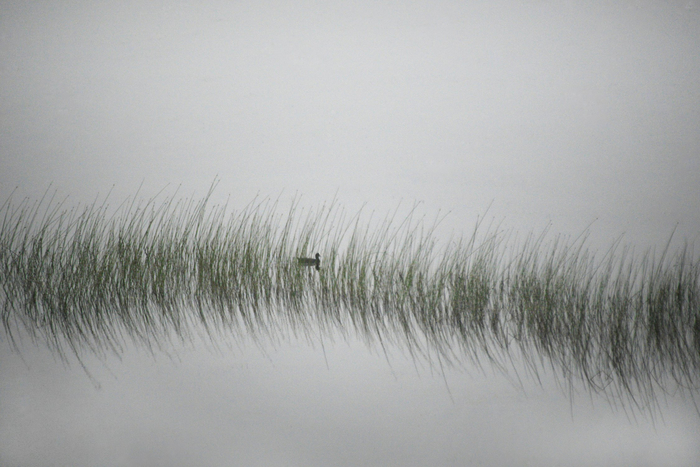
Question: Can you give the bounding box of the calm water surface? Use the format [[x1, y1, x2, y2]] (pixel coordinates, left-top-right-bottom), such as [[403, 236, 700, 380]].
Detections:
[[2, 319, 699, 467]]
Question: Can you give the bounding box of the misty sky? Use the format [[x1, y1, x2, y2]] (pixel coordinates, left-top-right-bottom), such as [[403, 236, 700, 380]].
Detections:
[[2, 0, 699, 246]]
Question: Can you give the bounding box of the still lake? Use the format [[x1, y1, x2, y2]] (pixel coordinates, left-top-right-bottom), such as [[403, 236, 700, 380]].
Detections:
[[1, 184, 699, 467], [3, 308, 699, 467]]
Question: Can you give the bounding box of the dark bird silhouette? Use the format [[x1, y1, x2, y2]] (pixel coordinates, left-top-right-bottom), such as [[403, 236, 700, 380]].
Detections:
[[297, 253, 321, 271]]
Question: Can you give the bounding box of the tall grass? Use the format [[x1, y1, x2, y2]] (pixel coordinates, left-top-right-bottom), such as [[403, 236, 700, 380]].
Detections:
[[1, 185, 699, 411]]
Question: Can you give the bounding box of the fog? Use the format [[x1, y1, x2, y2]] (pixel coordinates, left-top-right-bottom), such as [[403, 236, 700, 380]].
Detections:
[[2, 1, 700, 465]]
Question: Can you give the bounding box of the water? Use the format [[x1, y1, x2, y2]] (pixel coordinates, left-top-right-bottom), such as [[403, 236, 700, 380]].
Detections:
[[2, 1, 700, 465], [3, 324, 699, 467]]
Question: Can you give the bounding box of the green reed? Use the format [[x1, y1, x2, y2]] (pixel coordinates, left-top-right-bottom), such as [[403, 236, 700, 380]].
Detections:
[[1, 185, 699, 412]]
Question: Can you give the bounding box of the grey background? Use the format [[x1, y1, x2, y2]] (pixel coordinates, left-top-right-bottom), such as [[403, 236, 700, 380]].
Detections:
[[2, 0, 699, 248], [2, 1, 700, 465]]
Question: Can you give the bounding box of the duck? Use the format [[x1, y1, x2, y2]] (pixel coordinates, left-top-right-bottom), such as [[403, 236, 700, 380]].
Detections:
[[297, 252, 321, 271]]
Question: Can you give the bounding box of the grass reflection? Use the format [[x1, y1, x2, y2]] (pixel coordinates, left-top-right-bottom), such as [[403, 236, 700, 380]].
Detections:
[[1, 185, 698, 413]]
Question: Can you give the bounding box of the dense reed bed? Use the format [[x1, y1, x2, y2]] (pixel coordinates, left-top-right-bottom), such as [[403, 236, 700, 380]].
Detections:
[[1, 185, 699, 412]]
